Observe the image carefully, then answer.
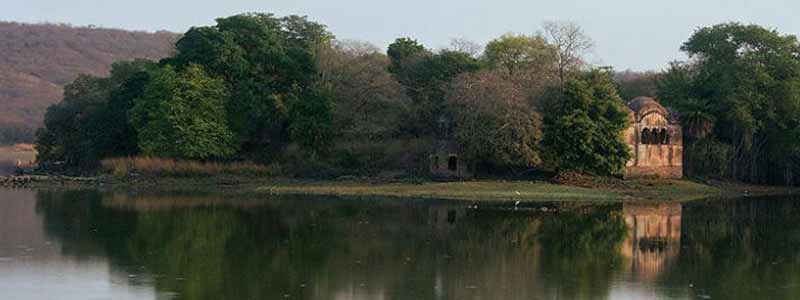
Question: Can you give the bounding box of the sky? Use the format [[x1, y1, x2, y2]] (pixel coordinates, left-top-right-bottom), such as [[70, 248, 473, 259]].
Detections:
[[4, 0, 800, 71]]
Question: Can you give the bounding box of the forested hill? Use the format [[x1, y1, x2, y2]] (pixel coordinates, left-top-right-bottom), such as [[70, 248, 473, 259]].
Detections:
[[0, 21, 178, 143]]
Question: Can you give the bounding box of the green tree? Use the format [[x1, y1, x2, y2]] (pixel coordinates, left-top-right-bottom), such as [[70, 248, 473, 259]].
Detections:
[[483, 33, 555, 76], [130, 65, 237, 159], [542, 70, 631, 175], [35, 60, 155, 169], [169, 13, 333, 160], [387, 39, 482, 136], [658, 23, 800, 184], [386, 37, 429, 78], [288, 88, 334, 156], [90, 60, 157, 159], [36, 74, 108, 168]]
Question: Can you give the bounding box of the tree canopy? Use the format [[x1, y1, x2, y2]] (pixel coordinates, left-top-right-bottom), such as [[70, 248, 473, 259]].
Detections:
[[658, 22, 800, 184], [543, 70, 631, 175], [130, 64, 237, 159]]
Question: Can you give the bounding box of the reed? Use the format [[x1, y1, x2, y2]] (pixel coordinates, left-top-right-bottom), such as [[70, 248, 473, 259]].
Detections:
[[101, 157, 276, 178]]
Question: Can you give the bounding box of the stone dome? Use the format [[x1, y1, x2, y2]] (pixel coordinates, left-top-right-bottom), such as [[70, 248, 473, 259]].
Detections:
[[627, 96, 668, 116]]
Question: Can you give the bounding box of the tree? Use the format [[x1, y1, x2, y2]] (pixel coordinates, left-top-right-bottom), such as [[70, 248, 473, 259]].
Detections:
[[483, 33, 555, 76], [387, 37, 430, 79], [449, 38, 483, 58], [168, 13, 333, 160], [320, 40, 409, 141], [542, 21, 594, 87], [447, 70, 544, 173], [316, 40, 413, 173], [613, 70, 659, 100], [542, 70, 631, 175], [89, 60, 158, 159], [288, 88, 334, 156], [387, 39, 482, 136], [658, 23, 800, 184], [130, 65, 237, 159], [36, 74, 108, 168], [35, 60, 156, 169]]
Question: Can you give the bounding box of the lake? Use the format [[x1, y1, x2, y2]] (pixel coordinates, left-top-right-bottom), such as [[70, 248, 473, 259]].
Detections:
[[0, 188, 798, 300]]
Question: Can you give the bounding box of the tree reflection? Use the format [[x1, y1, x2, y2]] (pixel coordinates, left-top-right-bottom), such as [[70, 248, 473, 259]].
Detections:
[[39, 191, 800, 300], [662, 197, 800, 300], [537, 206, 628, 300]]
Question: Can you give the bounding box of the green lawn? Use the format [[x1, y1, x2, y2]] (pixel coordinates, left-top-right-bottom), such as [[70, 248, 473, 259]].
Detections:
[[256, 179, 721, 202]]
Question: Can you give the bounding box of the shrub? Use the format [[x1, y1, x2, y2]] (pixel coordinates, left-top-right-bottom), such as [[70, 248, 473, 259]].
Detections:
[[101, 157, 277, 178]]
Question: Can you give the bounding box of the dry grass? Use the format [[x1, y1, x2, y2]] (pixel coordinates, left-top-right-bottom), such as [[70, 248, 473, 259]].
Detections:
[[101, 157, 277, 178], [0, 143, 37, 175], [0, 144, 37, 163]]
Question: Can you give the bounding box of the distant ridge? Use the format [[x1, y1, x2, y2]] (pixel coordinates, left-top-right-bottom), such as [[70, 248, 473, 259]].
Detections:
[[0, 21, 178, 143]]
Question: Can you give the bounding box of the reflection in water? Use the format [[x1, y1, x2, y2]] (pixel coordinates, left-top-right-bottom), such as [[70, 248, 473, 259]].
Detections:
[[4, 189, 800, 300], [622, 202, 682, 282]]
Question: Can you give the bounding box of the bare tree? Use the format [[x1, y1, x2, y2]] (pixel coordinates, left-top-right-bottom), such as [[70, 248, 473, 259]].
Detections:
[[449, 38, 484, 58], [542, 21, 594, 87]]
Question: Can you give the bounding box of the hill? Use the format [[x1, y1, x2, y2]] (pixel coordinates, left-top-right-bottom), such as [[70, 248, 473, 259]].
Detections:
[[0, 21, 178, 144]]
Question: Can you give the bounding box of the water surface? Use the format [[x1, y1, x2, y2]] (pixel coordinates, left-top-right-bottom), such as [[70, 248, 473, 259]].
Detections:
[[1, 188, 799, 300]]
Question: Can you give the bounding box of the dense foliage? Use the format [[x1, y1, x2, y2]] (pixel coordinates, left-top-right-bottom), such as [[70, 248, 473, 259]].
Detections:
[[658, 23, 800, 185], [129, 65, 237, 159], [542, 70, 631, 175], [42, 13, 778, 181], [36, 60, 155, 169]]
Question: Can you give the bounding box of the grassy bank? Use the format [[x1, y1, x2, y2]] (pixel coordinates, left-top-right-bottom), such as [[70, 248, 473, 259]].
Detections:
[[18, 155, 798, 202], [256, 179, 722, 202]]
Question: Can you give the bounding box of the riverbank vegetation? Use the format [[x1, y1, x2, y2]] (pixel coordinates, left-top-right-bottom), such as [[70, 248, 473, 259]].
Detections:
[[657, 24, 800, 185], [32, 13, 631, 180], [100, 157, 276, 178], [31, 12, 800, 188]]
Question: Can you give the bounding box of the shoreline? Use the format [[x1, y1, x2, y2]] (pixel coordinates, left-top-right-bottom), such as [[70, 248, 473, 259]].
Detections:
[[2, 174, 797, 203]]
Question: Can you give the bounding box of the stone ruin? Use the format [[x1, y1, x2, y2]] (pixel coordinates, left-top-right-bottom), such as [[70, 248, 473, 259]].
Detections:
[[623, 97, 683, 179]]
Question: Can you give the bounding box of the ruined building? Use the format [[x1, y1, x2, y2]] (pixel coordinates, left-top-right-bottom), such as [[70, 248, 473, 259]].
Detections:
[[429, 116, 473, 178], [623, 97, 683, 179]]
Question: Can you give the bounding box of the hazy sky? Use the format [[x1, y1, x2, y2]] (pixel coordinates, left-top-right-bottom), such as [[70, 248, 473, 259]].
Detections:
[[4, 0, 799, 71]]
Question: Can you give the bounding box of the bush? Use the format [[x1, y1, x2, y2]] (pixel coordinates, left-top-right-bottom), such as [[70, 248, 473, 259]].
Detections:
[[101, 157, 277, 178]]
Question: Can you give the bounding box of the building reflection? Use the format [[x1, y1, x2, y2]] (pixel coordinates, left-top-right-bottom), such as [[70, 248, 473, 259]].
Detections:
[[621, 202, 682, 281]]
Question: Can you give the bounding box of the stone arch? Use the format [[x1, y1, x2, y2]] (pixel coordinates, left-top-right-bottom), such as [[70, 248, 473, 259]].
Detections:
[[650, 128, 660, 145], [641, 128, 651, 144], [448, 155, 458, 171], [660, 128, 670, 145]]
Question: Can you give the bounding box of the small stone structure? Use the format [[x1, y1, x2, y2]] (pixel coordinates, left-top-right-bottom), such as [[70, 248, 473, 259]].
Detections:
[[623, 97, 683, 179], [429, 115, 473, 179], [429, 139, 472, 179]]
